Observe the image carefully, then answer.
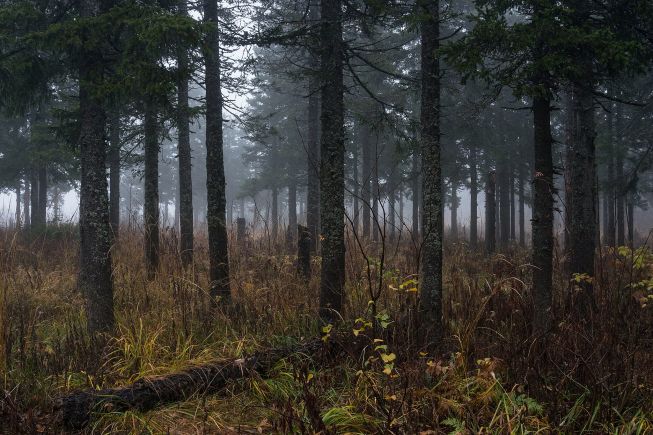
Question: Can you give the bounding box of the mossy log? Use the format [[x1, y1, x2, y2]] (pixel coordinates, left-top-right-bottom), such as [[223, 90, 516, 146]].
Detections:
[[60, 337, 351, 430]]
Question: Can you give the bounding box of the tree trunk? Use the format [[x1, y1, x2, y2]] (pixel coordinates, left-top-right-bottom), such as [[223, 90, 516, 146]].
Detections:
[[271, 187, 278, 244], [469, 144, 478, 248], [15, 182, 21, 229], [352, 143, 359, 234], [388, 168, 396, 243], [412, 151, 420, 240], [418, 0, 443, 344], [297, 224, 311, 278], [627, 192, 634, 246], [318, 0, 345, 323], [372, 138, 380, 243], [606, 101, 616, 246], [361, 124, 372, 239], [615, 102, 625, 246], [144, 102, 160, 281], [78, 0, 114, 334], [567, 77, 597, 317], [532, 96, 554, 333], [564, 92, 574, 252], [109, 111, 121, 237], [177, 0, 194, 268], [204, 0, 231, 302], [450, 179, 458, 241], [287, 182, 297, 248], [23, 178, 30, 229], [497, 160, 510, 249], [509, 164, 515, 241], [30, 167, 39, 230], [37, 164, 47, 226], [306, 6, 320, 254], [518, 161, 525, 247], [485, 171, 496, 254]]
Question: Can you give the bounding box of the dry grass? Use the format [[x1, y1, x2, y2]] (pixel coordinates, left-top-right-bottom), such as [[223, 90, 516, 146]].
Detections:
[[0, 224, 652, 433]]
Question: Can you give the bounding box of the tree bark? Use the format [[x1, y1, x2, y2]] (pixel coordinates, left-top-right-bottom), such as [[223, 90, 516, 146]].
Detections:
[[567, 77, 597, 317], [287, 182, 297, 248], [412, 151, 420, 241], [615, 101, 625, 246], [298, 224, 311, 278], [177, 0, 194, 268], [418, 0, 443, 344], [361, 124, 372, 239], [23, 178, 30, 229], [318, 0, 345, 323], [627, 192, 634, 246], [306, 5, 320, 254], [485, 171, 496, 254], [30, 167, 39, 230], [37, 164, 47, 226], [518, 161, 525, 247], [532, 96, 554, 333], [15, 182, 21, 229], [204, 0, 231, 302], [469, 144, 478, 248], [78, 0, 114, 334], [509, 163, 515, 241], [143, 102, 160, 281], [606, 100, 616, 246], [108, 111, 121, 237], [450, 178, 458, 241], [497, 160, 510, 249], [372, 137, 380, 242], [352, 143, 359, 234]]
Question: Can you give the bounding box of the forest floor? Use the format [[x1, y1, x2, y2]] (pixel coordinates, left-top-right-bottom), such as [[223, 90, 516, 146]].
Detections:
[[1, 225, 653, 433]]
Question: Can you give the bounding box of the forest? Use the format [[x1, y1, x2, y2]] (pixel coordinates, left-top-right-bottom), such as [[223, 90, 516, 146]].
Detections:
[[1, 0, 653, 432]]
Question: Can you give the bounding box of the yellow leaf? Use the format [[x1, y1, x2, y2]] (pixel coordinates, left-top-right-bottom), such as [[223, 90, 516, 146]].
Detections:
[[381, 353, 396, 363]]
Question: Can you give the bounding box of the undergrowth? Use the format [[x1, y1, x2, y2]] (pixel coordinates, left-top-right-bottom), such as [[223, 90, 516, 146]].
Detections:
[[0, 225, 652, 433]]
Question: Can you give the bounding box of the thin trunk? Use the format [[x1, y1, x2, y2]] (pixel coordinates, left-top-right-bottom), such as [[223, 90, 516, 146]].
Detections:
[[627, 192, 634, 246], [469, 145, 478, 248], [23, 178, 30, 228], [498, 160, 510, 249], [204, 0, 231, 302], [318, 0, 345, 322], [509, 164, 515, 240], [372, 138, 380, 242], [144, 102, 159, 281], [38, 164, 47, 226], [287, 181, 297, 248], [450, 179, 457, 240], [352, 144, 359, 234], [306, 5, 320, 254], [518, 162, 525, 247], [15, 182, 21, 229], [485, 171, 496, 254], [606, 100, 616, 246], [30, 167, 39, 230], [532, 95, 554, 333], [109, 112, 120, 236], [271, 187, 278, 243], [564, 92, 574, 252], [418, 0, 443, 343], [567, 76, 597, 317], [79, 0, 114, 334], [615, 102, 625, 246], [361, 124, 372, 239], [412, 152, 420, 240], [178, 0, 194, 268]]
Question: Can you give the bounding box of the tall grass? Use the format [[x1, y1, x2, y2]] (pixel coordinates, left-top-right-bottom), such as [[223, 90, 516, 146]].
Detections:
[[0, 224, 652, 433]]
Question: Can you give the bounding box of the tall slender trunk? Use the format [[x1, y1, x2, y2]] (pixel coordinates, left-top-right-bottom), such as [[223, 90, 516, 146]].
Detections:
[[287, 181, 297, 247], [109, 112, 121, 236], [567, 77, 597, 316], [469, 145, 478, 248], [271, 187, 278, 243], [615, 102, 625, 246], [411, 152, 420, 241], [518, 162, 525, 247], [509, 164, 515, 240], [389, 170, 396, 242], [627, 192, 634, 246], [318, 0, 345, 322], [30, 167, 39, 230], [564, 92, 574, 252], [306, 5, 320, 254], [204, 0, 230, 301], [485, 171, 496, 254], [352, 144, 359, 233], [23, 178, 30, 228], [372, 138, 380, 242], [38, 164, 47, 226], [418, 0, 443, 343], [361, 124, 372, 239], [399, 189, 404, 230], [144, 102, 159, 281], [450, 179, 458, 240], [532, 95, 554, 333], [498, 160, 510, 249], [79, 0, 114, 334], [177, 0, 194, 268], [606, 100, 616, 246], [15, 182, 21, 229]]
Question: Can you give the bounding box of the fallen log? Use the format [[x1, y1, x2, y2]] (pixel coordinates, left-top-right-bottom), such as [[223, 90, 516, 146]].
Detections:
[[60, 337, 349, 430]]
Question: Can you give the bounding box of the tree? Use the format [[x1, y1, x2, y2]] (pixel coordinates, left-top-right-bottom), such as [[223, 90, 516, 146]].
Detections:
[[418, 0, 443, 343], [204, 0, 231, 302], [318, 0, 345, 322]]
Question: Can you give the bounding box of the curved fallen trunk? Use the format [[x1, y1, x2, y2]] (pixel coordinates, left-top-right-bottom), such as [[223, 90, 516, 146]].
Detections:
[[61, 339, 329, 430]]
